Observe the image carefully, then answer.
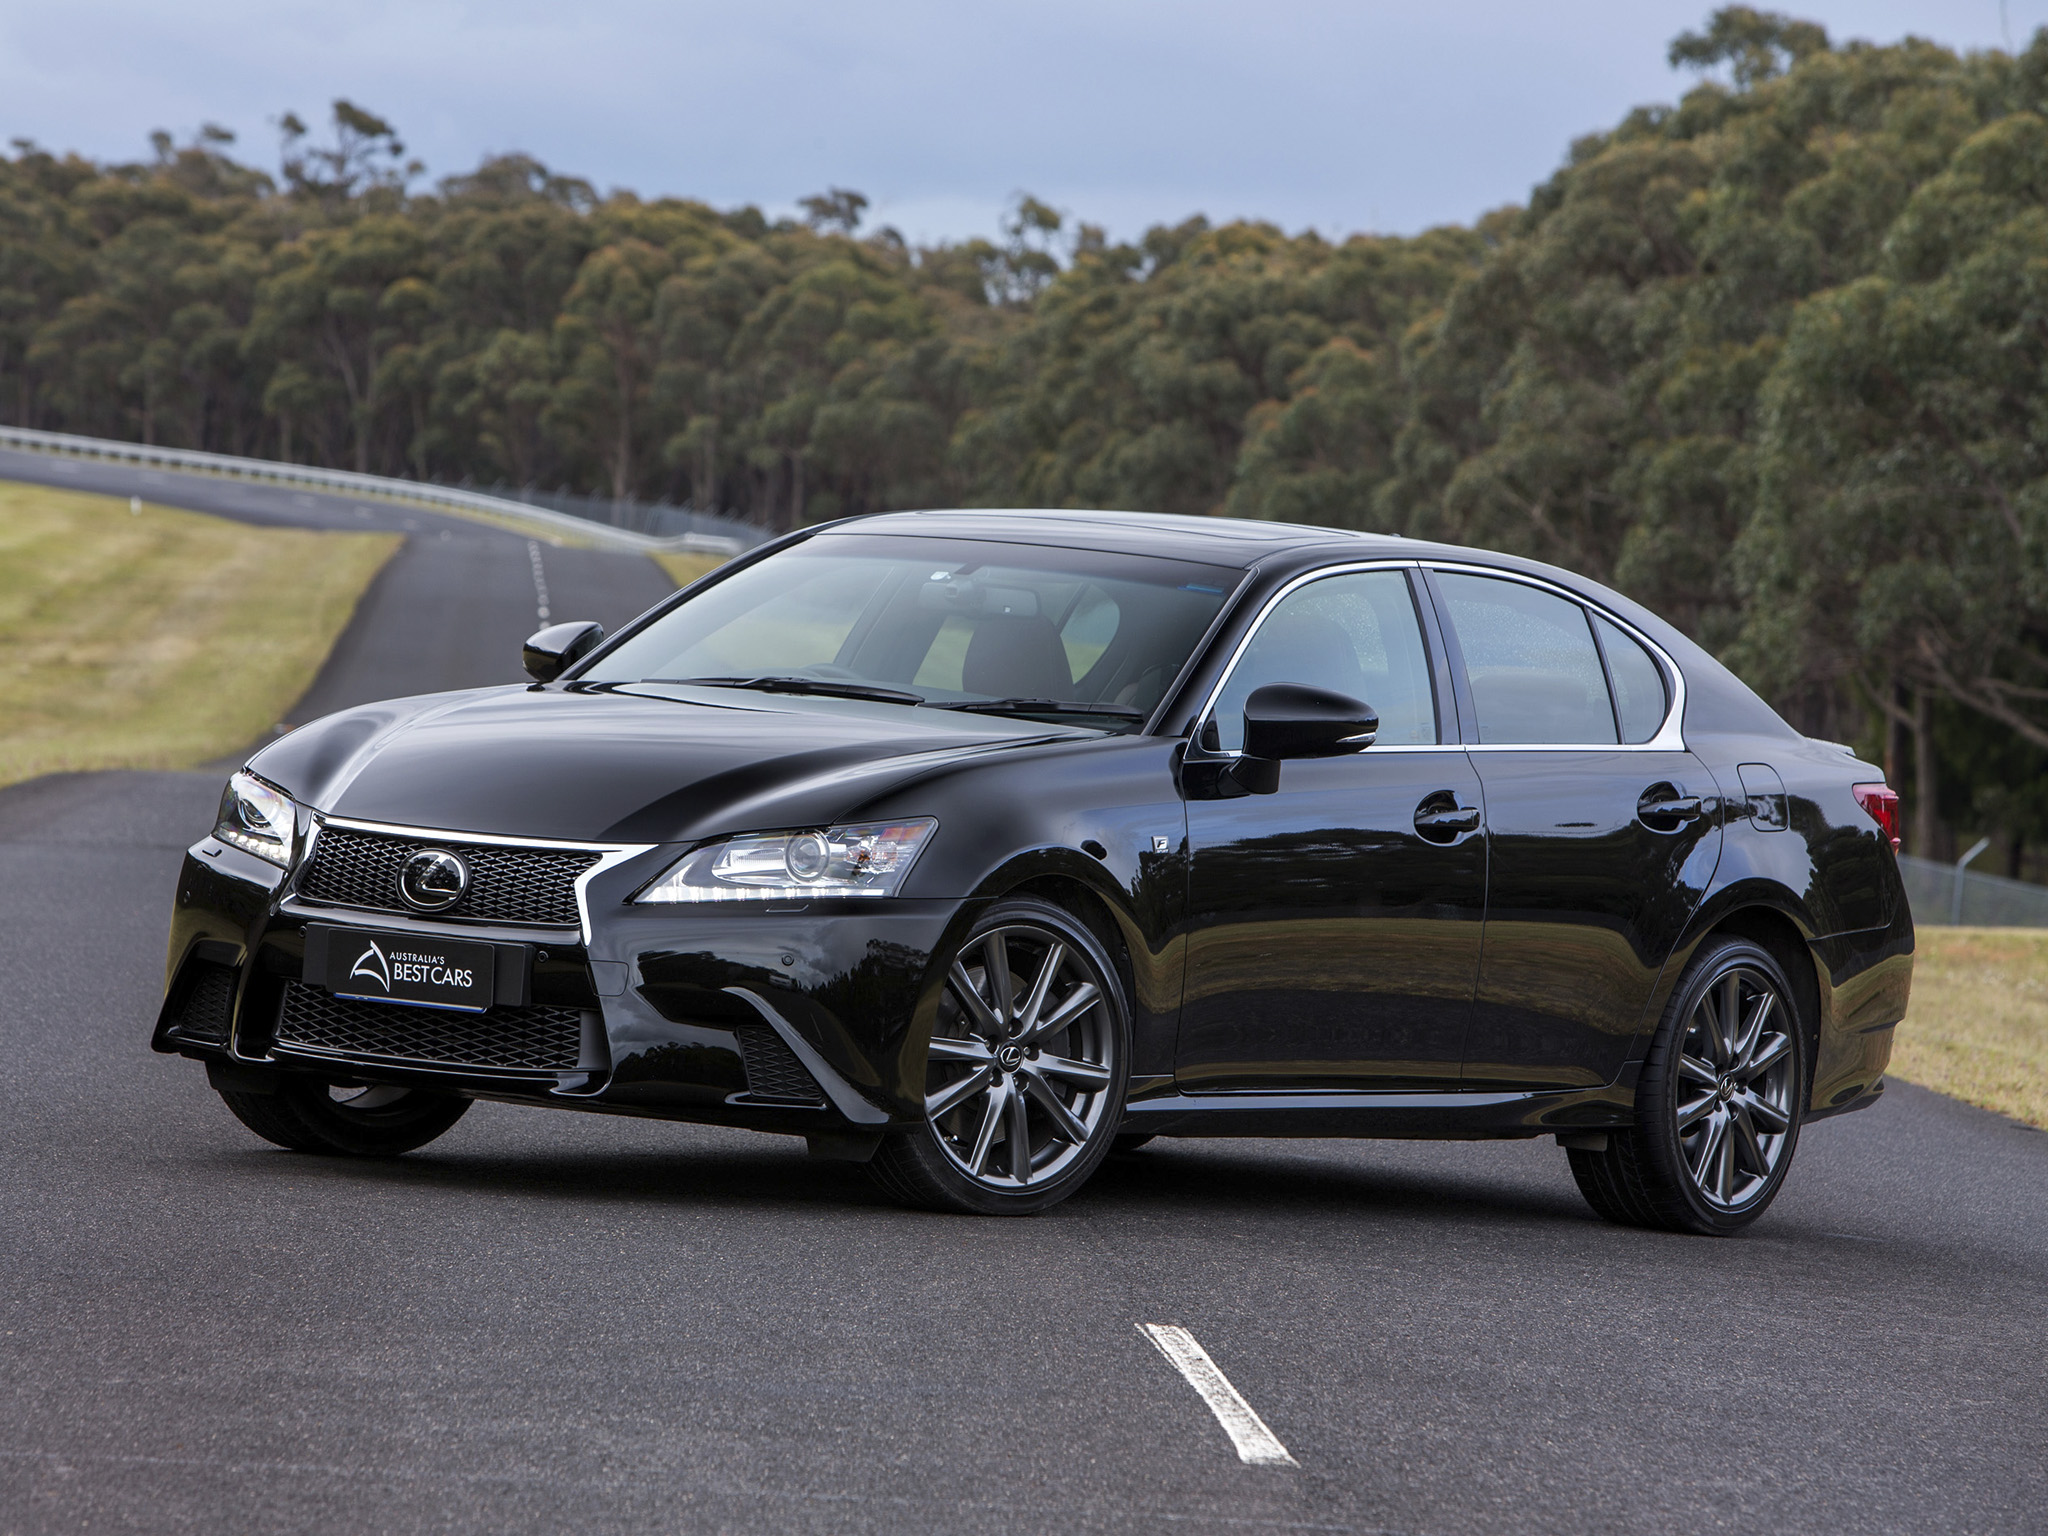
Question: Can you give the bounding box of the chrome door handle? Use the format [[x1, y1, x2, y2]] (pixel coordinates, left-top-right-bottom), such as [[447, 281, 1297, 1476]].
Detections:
[[1638, 788, 1704, 828], [1415, 799, 1481, 841]]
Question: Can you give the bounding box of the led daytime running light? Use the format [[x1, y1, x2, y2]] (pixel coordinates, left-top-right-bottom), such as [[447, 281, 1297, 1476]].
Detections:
[[213, 771, 298, 868]]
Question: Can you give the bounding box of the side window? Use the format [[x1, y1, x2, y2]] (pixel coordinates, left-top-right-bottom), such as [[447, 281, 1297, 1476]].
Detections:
[[659, 559, 888, 678], [1434, 573, 1618, 746], [1210, 570, 1438, 751], [911, 616, 976, 690], [1059, 586, 1121, 681], [1593, 614, 1669, 743]]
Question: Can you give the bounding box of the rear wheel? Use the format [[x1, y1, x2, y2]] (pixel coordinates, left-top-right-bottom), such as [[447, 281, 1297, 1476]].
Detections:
[[1568, 937, 1805, 1235], [868, 897, 1130, 1215], [218, 1077, 470, 1157]]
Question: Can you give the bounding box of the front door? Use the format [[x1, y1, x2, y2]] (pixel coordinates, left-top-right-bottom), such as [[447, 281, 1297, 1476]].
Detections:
[[1427, 570, 1723, 1090], [1177, 567, 1487, 1092]]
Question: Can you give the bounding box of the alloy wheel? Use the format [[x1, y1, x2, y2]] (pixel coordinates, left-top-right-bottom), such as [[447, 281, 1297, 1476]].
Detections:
[[922, 922, 1118, 1190], [1675, 964, 1796, 1210]]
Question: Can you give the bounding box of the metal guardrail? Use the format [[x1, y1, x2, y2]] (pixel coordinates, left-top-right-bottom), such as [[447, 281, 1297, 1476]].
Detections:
[[1900, 853, 2048, 928], [0, 425, 762, 556]]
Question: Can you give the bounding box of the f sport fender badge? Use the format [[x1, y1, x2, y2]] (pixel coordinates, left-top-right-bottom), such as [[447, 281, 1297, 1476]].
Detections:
[[349, 940, 392, 993]]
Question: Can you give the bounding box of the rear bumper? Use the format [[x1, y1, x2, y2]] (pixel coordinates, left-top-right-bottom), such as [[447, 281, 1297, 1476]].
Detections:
[[158, 840, 970, 1136], [1807, 895, 1915, 1119]]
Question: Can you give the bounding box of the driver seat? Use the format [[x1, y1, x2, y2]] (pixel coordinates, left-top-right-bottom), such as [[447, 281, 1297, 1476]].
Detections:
[[962, 615, 1073, 699]]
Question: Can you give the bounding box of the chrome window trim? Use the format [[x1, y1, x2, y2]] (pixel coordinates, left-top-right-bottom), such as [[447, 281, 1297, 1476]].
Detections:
[[1424, 562, 1688, 752], [1188, 557, 1690, 756], [1295, 743, 1468, 754], [300, 814, 655, 945], [1189, 559, 1444, 755]]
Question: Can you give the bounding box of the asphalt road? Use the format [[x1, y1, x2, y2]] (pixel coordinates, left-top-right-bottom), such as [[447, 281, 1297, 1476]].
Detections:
[[2, 458, 2046, 1534]]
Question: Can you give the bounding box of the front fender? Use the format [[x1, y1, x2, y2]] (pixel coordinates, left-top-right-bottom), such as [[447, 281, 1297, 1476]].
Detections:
[[962, 841, 1185, 1083]]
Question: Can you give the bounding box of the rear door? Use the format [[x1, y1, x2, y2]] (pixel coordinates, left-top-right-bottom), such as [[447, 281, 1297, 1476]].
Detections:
[[1176, 565, 1487, 1092], [1426, 568, 1722, 1091]]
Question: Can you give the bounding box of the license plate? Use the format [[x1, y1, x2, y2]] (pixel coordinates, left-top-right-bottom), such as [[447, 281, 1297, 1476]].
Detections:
[[313, 925, 497, 1013]]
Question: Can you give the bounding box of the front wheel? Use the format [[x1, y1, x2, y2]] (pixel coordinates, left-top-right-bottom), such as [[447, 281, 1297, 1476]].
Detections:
[[868, 897, 1130, 1215], [218, 1077, 471, 1157], [1568, 937, 1806, 1235]]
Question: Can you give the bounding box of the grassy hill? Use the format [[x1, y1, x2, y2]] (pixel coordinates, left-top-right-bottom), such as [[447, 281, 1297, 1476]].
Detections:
[[0, 480, 397, 787]]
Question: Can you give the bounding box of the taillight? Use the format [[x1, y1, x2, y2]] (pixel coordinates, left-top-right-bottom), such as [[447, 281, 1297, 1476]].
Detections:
[[1853, 783, 1901, 850]]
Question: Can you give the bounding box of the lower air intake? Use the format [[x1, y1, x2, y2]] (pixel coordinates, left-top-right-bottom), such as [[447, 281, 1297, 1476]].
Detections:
[[734, 1024, 826, 1104], [273, 981, 585, 1075], [170, 962, 235, 1045]]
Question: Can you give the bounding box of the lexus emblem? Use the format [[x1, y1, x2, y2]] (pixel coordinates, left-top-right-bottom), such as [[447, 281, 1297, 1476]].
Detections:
[[398, 848, 469, 912]]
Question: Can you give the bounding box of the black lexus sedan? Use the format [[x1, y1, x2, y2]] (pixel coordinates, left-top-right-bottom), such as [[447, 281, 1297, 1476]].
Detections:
[[156, 510, 1913, 1231]]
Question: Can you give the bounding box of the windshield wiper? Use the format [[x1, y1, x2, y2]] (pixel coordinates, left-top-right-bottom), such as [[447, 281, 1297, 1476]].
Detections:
[[929, 697, 1147, 722], [648, 676, 927, 706]]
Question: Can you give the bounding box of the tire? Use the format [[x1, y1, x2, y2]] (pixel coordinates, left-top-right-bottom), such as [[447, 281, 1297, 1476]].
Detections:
[[868, 896, 1131, 1215], [218, 1077, 471, 1157], [1568, 937, 1806, 1235]]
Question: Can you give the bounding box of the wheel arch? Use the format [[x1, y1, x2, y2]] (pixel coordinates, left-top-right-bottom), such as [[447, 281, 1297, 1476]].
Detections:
[[959, 849, 1173, 1076], [1007, 874, 1136, 1010], [967, 849, 1142, 999], [1699, 902, 1823, 1087]]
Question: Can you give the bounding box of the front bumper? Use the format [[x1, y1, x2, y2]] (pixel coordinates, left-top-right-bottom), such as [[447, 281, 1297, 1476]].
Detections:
[[156, 835, 971, 1138]]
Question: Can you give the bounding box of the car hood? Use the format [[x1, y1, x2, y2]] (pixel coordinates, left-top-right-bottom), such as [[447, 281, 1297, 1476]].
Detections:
[[247, 683, 1081, 845]]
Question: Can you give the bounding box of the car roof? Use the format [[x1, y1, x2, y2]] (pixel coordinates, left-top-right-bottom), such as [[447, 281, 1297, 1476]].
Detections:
[[829, 508, 1401, 569]]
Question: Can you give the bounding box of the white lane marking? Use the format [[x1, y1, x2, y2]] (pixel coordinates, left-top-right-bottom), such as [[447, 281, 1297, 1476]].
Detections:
[[526, 538, 551, 624], [1138, 1324, 1298, 1467]]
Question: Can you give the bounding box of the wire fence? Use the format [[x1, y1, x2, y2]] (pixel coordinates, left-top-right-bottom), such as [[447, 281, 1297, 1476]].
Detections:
[[1899, 854, 2048, 928]]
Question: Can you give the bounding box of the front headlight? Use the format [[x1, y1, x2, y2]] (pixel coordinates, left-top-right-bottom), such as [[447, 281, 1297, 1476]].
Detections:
[[635, 818, 938, 903], [213, 771, 298, 868]]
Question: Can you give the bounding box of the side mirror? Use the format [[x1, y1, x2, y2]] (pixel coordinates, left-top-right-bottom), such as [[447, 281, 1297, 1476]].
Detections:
[[523, 620, 605, 683], [1242, 683, 1377, 761]]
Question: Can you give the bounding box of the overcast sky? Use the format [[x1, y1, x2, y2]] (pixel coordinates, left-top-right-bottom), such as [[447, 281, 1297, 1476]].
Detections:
[[3, 1, 2041, 245]]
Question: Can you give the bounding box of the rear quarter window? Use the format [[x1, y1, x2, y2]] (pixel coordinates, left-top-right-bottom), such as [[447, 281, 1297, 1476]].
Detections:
[[1593, 613, 1670, 744]]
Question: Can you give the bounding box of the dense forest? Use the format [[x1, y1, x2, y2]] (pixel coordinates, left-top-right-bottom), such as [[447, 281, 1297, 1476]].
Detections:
[[3, 7, 2047, 873]]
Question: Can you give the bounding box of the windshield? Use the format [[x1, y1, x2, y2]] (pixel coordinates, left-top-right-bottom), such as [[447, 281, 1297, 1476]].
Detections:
[[579, 533, 1240, 727]]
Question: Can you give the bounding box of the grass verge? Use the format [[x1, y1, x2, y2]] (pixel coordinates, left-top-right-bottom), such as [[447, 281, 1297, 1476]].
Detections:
[[1890, 927, 2048, 1129], [653, 551, 728, 588], [0, 480, 398, 788]]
